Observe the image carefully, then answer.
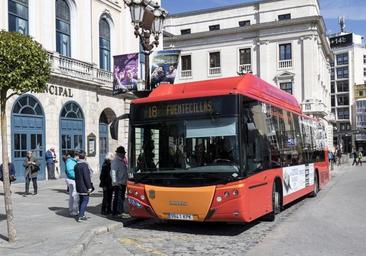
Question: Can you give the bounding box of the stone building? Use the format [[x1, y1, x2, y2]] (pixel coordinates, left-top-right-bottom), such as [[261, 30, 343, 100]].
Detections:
[[163, 0, 334, 149], [0, 0, 143, 181]]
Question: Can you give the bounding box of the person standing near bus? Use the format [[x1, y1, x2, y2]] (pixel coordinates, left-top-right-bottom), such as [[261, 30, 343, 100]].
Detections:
[[74, 150, 93, 222], [111, 146, 128, 216], [352, 150, 358, 166], [65, 150, 79, 217]]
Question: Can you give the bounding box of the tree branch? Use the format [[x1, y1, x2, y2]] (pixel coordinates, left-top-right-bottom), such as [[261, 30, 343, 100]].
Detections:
[[6, 92, 22, 101]]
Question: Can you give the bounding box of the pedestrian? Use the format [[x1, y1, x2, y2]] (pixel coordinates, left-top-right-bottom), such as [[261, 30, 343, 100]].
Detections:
[[99, 152, 114, 215], [352, 150, 358, 166], [45, 146, 57, 179], [0, 162, 17, 188], [74, 150, 93, 222], [65, 150, 79, 217], [111, 146, 128, 216], [336, 148, 342, 166], [328, 151, 334, 170], [23, 151, 40, 196], [357, 151, 363, 166]]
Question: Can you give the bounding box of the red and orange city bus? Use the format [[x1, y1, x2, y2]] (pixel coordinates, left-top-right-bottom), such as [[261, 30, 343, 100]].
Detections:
[[125, 74, 330, 223]]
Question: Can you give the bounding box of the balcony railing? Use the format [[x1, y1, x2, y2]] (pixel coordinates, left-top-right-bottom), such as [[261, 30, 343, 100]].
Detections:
[[238, 64, 252, 74], [301, 99, 327, 117], [209, 67, 221, 75], [48, 52, 113, 88], [181, 70, 192, 78], [279, 59, 293, 69]]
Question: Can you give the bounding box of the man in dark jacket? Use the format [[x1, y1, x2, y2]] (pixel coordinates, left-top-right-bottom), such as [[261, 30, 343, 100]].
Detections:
[[45, 147, 57, 179], [74, 150, 93, 222], [99, 152, 114, 215], [0, 162, 16, 183]]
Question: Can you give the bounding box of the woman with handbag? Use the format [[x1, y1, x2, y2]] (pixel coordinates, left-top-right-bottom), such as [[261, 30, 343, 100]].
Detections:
[[23, 151, 40, 196]]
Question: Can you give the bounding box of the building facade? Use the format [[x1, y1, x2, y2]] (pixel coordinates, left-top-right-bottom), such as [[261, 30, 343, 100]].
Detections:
[[329, 32, 366, 153], [0, 0, 143, 181], [354, 84, 366, 153], [163, 0, 334, 149]]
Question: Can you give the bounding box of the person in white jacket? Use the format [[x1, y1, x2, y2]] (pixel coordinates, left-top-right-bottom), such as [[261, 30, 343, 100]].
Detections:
[[110, 146, 128, 215]]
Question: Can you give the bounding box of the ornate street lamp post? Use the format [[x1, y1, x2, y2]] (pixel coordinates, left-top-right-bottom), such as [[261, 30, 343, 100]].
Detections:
[[124, 0, 167, 92]]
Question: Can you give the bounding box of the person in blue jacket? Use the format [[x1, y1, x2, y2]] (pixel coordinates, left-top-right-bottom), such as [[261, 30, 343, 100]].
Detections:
[[65, 150, 79, 217]]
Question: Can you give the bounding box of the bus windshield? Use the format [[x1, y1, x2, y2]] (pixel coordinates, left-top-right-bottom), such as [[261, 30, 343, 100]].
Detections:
[[130, 116, 240, 183]]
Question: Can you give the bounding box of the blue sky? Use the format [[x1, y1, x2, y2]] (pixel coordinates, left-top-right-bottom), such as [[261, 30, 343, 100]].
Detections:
[[162, 0, 366, 37]]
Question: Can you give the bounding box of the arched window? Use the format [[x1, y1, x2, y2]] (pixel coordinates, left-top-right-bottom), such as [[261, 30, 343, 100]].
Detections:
[[99, 18, 111, 71], [56, 0, 71, 57], [12, 95, 43, 116], [60, 102, 83, 119], [8, 0, 29, 35]]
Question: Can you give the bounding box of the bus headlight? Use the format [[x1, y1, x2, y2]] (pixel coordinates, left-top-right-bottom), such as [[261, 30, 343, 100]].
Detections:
[[216, 196, 222, 203], [233, 190, 239, 197]]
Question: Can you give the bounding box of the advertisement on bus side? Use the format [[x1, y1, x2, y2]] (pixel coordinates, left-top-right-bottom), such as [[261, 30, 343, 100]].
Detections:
[[283, 164, 314, 196]]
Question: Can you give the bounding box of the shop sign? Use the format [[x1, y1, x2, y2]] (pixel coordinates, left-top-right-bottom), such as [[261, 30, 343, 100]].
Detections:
[[45, 85, 73, 98]]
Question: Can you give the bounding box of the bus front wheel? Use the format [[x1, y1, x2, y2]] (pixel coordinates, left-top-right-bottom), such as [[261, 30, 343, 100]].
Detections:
[[263, 181, 281, 221]]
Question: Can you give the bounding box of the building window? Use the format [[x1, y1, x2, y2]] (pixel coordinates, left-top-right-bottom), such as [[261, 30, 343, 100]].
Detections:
[[336, 67, 348, 79], [331, 95, 335, 107], [364, 68, 366, 77], [278, 13, 291, 21], [180, 29, 191, 35], [99, 18, 111, 71], [364, 55, 366, 64], [331, 68, 335, 80], [239, 20, 250, 27], [209, 52, 221, 75], [239, 48, 251, 65], [209, 24, 220, 31], [56, 0, 71, 57], [181, 55, 192, 77], [331, 82, 335, 93], [330, 61, 334, 67], [337, 80, 349, 92], [336, 53, 348, 65], [280, 82, 293, 94], [360, 91, 364, 97], [337, 108, 349, 120], [337, 95, 349, 106], [8, 0, 28, 35], [279, 43, 292, 60]]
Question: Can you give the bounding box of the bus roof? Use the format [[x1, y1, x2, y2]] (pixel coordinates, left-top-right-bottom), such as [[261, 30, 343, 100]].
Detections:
[[132, 74, 302, 114]]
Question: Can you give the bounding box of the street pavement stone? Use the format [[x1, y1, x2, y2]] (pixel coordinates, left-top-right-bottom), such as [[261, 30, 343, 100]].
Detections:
[[0, 176, 125, 256]]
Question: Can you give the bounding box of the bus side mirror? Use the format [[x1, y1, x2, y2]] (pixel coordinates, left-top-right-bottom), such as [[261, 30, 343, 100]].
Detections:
[[110, 114, 130, 140]]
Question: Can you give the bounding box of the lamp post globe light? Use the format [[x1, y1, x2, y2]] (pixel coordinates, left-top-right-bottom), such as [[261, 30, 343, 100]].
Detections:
[[124, 0, 167, 93]]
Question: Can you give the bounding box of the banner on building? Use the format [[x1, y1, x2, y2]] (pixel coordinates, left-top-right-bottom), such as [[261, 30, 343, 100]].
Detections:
[[113, 53, 139, 95], [151, 50, 181, 89]]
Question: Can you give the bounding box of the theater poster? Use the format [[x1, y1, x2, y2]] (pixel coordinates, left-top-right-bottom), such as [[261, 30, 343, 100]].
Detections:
[[113, 53, 139, 95], [151, 50, 181, 89]]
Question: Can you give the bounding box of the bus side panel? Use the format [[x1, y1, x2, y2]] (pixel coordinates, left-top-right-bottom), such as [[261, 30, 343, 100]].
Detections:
[[243, 169, 282, 222], [283, 186, 313, 205]]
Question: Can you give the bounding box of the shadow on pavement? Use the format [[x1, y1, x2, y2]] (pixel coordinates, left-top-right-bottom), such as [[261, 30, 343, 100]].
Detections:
[[0, 233, 9, 242], [126, 219, 260, 236], [51, 189, 68, 194], [48, 207, 75, 218]]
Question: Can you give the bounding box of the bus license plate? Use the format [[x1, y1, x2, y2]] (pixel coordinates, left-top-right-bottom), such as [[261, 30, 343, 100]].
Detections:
[[168, 213, 193, 220]]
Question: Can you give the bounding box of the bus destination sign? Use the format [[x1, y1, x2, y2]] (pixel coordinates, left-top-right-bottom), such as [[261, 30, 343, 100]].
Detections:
[[131, 96, 238, 123]]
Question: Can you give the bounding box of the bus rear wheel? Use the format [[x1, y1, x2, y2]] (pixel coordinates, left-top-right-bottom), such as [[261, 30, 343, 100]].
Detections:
[[309, 171, 319, 197]]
